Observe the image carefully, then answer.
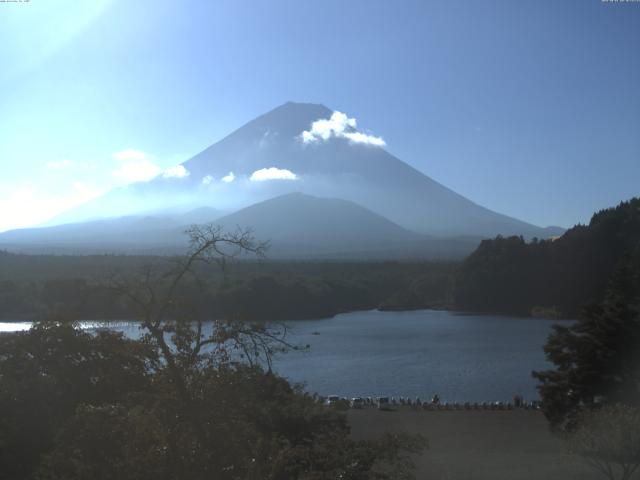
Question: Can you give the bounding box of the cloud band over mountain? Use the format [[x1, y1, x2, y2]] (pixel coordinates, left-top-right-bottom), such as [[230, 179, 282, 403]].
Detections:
[[249, 167, 297, 181], [301, 111, 385, 147]]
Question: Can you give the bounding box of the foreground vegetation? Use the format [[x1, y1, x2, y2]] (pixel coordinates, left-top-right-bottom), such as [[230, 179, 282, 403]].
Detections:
[[0, 323, 427, 480], [0, 225, 426, 480], [533, 260, 640, 429], [530, 228, 640, 479]]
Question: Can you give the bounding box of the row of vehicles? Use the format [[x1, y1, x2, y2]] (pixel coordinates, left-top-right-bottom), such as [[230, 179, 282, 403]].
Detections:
[[325, 395, 391, 410], [324, 395, 541, 411]]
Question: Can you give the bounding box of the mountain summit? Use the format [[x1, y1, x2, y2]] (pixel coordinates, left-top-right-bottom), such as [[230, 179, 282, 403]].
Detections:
[[6, 102, 562, 255], [169, 101, 556, 238]]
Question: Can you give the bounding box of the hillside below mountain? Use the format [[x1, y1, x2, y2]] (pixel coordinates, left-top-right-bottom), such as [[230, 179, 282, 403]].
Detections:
[[0, 194, 480, 259], [50, 102, 562, 240], [0, 207, 221, 254], [213, 193, 479, 259]]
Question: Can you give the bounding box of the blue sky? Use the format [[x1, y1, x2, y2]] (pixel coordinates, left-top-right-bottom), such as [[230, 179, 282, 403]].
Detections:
[[1, 0, 639, 231]]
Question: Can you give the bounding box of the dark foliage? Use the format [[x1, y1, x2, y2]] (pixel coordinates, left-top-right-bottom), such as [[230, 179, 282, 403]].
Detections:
[[0, 226, 426, 479], [532, 261, 640, 429], [454, 197, 640, 317], [0, 324, 152, 480], [0, 258, 455, 321], [0, 323, 425, 480]]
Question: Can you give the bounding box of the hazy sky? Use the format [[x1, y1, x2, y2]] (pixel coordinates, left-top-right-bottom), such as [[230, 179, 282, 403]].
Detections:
[[1, 0, 639, 232]]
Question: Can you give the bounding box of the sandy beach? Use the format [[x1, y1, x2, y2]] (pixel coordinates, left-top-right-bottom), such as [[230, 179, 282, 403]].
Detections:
[[348, 408, 601, 480]]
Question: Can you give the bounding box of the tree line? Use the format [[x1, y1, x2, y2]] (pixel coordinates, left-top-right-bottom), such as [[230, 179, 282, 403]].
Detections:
[[454, 197, 640, 318], [0, 255, 455, 322]]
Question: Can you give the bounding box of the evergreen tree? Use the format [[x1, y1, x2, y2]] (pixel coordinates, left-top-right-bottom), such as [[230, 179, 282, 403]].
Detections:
[[455, 197, 640, 317], [533, 260, 640, 429]]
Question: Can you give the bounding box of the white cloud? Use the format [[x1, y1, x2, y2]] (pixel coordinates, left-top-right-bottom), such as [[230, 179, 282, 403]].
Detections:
[[201, 175, 214, 185], [111, 149, 162, 183], [112, 150, 191, 182], [221, 171, 235, 183], [46, 159, 73, 169], [162, 164, 190, 178], [112, 159, 161, 183], [300, 111, 385, 147], [342, 131, 386, 147], [1, 147, 192, 232], [249, 167, 298, 182], [301, 111, 355, 142]]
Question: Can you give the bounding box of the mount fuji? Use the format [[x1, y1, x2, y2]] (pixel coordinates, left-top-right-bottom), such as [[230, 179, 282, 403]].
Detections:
[[0, 102, 563, 258]]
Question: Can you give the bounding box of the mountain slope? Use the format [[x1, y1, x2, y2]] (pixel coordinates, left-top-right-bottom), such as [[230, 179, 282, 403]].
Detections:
[[213, 193, 480, 259], [52, 102, 560, 239], [0, 208, 222, 254], [182, 102, 555, 237], [0, 194, 479, 259], [214, 192, 421, 255]]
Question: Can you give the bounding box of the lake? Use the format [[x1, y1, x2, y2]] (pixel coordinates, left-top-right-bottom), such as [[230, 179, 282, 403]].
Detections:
[[0, 309, 566, 402]]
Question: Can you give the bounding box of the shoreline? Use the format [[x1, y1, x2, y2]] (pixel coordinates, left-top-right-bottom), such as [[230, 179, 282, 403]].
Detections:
[[0, 304, 572, 324]]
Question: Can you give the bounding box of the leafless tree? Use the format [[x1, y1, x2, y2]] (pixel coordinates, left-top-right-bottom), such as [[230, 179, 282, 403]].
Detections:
[[109, 224, 296, 400]]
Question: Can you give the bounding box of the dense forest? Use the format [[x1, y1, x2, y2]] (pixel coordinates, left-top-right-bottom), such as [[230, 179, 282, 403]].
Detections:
[[454, 198, 640, 318], [0, 254, 455, 321]]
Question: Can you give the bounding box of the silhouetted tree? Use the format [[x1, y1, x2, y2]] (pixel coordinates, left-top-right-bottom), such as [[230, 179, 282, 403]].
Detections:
[[0, 323, 151, 480], [455, 197, 640, 317], [533, 261, 640, 429]]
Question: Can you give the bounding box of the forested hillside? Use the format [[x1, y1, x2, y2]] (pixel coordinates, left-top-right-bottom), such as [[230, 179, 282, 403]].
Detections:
[[454, 198, 640, 317], [0, 255, 454, 321]]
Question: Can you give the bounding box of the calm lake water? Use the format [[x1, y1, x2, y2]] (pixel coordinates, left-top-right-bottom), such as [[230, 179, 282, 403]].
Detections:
[[0, 309, 566, 402]]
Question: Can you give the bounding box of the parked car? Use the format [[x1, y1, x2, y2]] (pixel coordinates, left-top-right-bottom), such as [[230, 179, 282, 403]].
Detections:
[[350, 397, 364, 409], [377, 396, 391, 410]]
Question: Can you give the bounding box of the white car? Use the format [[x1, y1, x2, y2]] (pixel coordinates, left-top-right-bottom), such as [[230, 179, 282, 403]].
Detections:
[[326, 395, 340, 406]]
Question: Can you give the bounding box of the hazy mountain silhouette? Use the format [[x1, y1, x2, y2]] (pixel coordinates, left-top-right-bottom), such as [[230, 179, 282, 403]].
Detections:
[[50, 102, 562, 238], [211, 193, 482, 259], [0, 208, 221, 254], [0, 194, 479, 259], [3, 101, 564, 256]]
